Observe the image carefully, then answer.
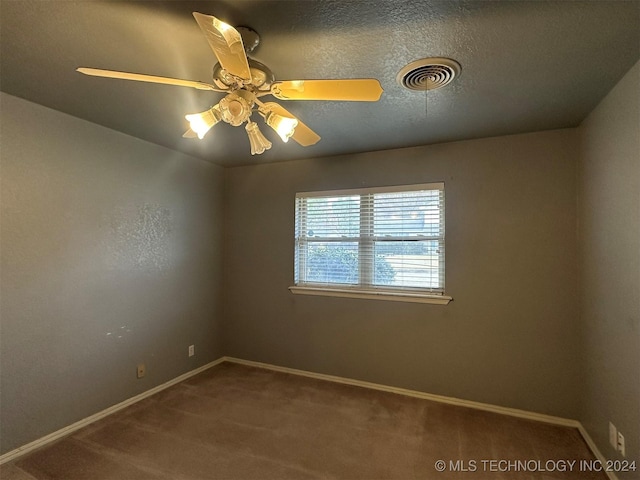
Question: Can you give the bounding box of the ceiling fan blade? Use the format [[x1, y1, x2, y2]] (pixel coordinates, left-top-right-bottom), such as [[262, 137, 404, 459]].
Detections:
[[271, 79, 383, 102], [76, 68, 218, 91], [192, 12, 251, 81], [262, 102, 321, 146]]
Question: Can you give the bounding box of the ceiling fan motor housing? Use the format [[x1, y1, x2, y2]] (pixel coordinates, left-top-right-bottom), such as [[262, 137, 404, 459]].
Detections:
[[212, 58, 275, 91], [236, 26, 260, 53]]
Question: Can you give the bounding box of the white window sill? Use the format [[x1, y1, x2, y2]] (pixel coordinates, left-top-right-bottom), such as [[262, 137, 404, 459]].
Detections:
[[288, 286, 452, 305]]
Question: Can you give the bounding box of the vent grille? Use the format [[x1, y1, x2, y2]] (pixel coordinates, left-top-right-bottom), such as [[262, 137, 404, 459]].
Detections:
[[397, 58, 461, 91]]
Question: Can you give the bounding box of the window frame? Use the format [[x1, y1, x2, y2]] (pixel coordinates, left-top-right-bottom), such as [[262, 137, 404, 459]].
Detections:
[[290, 183, 452, 305]]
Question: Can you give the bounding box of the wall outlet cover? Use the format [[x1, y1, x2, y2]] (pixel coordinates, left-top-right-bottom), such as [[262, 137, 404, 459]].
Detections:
[[137, 363, 146, 379], [617, 431, 625, 457], [188, 345, 195, 357], [609, 422, 617, 448]]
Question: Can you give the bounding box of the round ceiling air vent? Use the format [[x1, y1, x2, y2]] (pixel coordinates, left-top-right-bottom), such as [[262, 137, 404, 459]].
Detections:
[[397, 57, 461, 91]]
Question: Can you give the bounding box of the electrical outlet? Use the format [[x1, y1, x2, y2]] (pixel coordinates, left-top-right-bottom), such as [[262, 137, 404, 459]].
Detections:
[[188, 345, 195, 357], [617, 431, 625, 457], [609, 422, 617, 448], [137, 363, 146, 379]]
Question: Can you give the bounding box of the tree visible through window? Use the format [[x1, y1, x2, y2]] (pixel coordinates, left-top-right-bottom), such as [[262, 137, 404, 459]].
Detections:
[[294, 183, 445, 295]]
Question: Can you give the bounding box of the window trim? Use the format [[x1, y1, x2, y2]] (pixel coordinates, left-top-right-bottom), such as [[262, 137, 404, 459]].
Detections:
[[292, 182, 451, 304], [289, 285, 453, 304]]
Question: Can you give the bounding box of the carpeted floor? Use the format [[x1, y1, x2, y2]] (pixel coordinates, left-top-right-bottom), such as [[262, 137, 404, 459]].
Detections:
[[1, 362, 607, 479]]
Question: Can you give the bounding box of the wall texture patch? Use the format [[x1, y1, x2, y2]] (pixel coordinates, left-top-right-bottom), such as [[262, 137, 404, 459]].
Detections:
[[105, 204, 173, 271]]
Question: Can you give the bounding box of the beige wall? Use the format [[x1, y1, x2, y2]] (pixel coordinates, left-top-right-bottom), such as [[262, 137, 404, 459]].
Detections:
[[578, 60, 639, 474], [0, 93, 225, 454], [223, 128, 580, 417]]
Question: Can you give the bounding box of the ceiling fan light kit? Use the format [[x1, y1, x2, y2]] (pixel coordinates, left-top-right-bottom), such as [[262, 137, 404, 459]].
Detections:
[[245, 121, 272, 155], [218, 90, 255, 126], [76, 12, 384, 157], [185, 105, 221, 139], [261, 109, 299, 143]]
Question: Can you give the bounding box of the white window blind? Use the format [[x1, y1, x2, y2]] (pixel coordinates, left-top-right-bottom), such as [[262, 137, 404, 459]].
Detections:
[[294, 183, 445, 296]]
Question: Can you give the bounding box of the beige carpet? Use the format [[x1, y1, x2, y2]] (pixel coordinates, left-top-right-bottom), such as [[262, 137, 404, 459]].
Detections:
[[1, 362, 606, 479]]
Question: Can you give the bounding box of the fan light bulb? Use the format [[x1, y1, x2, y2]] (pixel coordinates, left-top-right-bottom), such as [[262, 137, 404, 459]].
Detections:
[[185, 107, 221, 139], [265, 112, 298, 143], [245, 121, 272, 155]]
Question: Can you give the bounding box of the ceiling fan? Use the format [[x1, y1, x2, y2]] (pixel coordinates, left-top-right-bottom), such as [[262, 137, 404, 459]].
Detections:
[[77, 12, 384, 155]]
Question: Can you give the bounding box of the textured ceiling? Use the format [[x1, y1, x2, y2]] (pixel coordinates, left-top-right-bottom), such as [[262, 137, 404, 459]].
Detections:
[[1, 1, 639, 167]]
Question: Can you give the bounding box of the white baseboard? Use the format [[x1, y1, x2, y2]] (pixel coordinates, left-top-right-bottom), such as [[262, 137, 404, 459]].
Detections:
[[0, 357, 225, 465], [1, 355, 616, 478], [224, 356, 580, 428]]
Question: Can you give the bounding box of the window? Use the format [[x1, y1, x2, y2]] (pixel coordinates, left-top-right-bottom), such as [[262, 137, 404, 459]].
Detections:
[[291, 183, 451, 304]]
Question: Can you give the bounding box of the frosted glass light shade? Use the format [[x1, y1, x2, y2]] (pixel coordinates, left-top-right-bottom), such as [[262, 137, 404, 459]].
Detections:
[[265, 111, 298, 142], [245, 121, 272, 155], [185, 107, 221, 139]]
